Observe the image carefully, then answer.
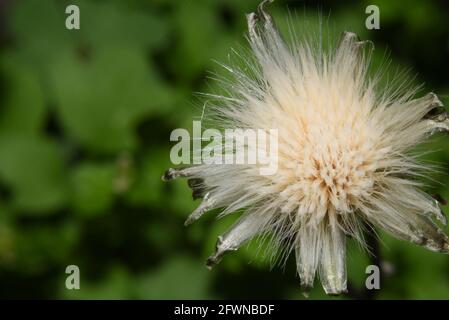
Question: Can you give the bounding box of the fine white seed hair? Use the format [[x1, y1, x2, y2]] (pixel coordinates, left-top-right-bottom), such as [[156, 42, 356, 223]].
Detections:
[[163, 0, 449, 295]]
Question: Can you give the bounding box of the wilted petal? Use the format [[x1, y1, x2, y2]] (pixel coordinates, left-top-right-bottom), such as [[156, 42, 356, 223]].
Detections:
[[426, 111, 449, 135], [336, 31, 372, 77], [188, 178, 206, 200], [319, 217, 347, 295], [379, 177, 447, 226], [246, 0, 278, 46], [365, 199, 449, 254], [161, 167, 190, 181], [431, 195, 448, 225], [338, 31, 371, 53], [409, 214, 449, 253], [295, 224, 322, 291], [184, 192, 216, 226], [206, 212, 269, 269]]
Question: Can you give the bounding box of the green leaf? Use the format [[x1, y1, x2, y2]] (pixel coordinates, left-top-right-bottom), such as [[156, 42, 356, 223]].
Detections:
[[70, 162, 116, 217], [0, 135, 68, 213], [10, 0, 73, 69], [12, 221, 79, 274], [379, 230, 449, 299], [134, 256, 212, 299], [10, 0, 171, 68], [125, 150, 166, 207], [50, 47, 176, 153], [170, 0, 232, 82], [0, 57, 46, 135], [77, 0, 171, 50], [62, 266, 131, 300]]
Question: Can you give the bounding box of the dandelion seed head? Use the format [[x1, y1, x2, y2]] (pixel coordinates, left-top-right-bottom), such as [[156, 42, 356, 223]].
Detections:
[[164, 0, 449, 295]]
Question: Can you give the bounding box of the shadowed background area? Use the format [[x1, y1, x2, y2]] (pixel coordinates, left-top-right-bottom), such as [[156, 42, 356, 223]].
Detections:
[[0, 0, 448, 299]]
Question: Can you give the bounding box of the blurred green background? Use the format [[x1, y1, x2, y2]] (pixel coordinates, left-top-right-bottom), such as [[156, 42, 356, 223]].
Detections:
[[0, 0, 448, 299]]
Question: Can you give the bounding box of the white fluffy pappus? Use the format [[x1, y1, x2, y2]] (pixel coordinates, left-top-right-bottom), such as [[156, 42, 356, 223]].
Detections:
[[163, 0, 449, 295]]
